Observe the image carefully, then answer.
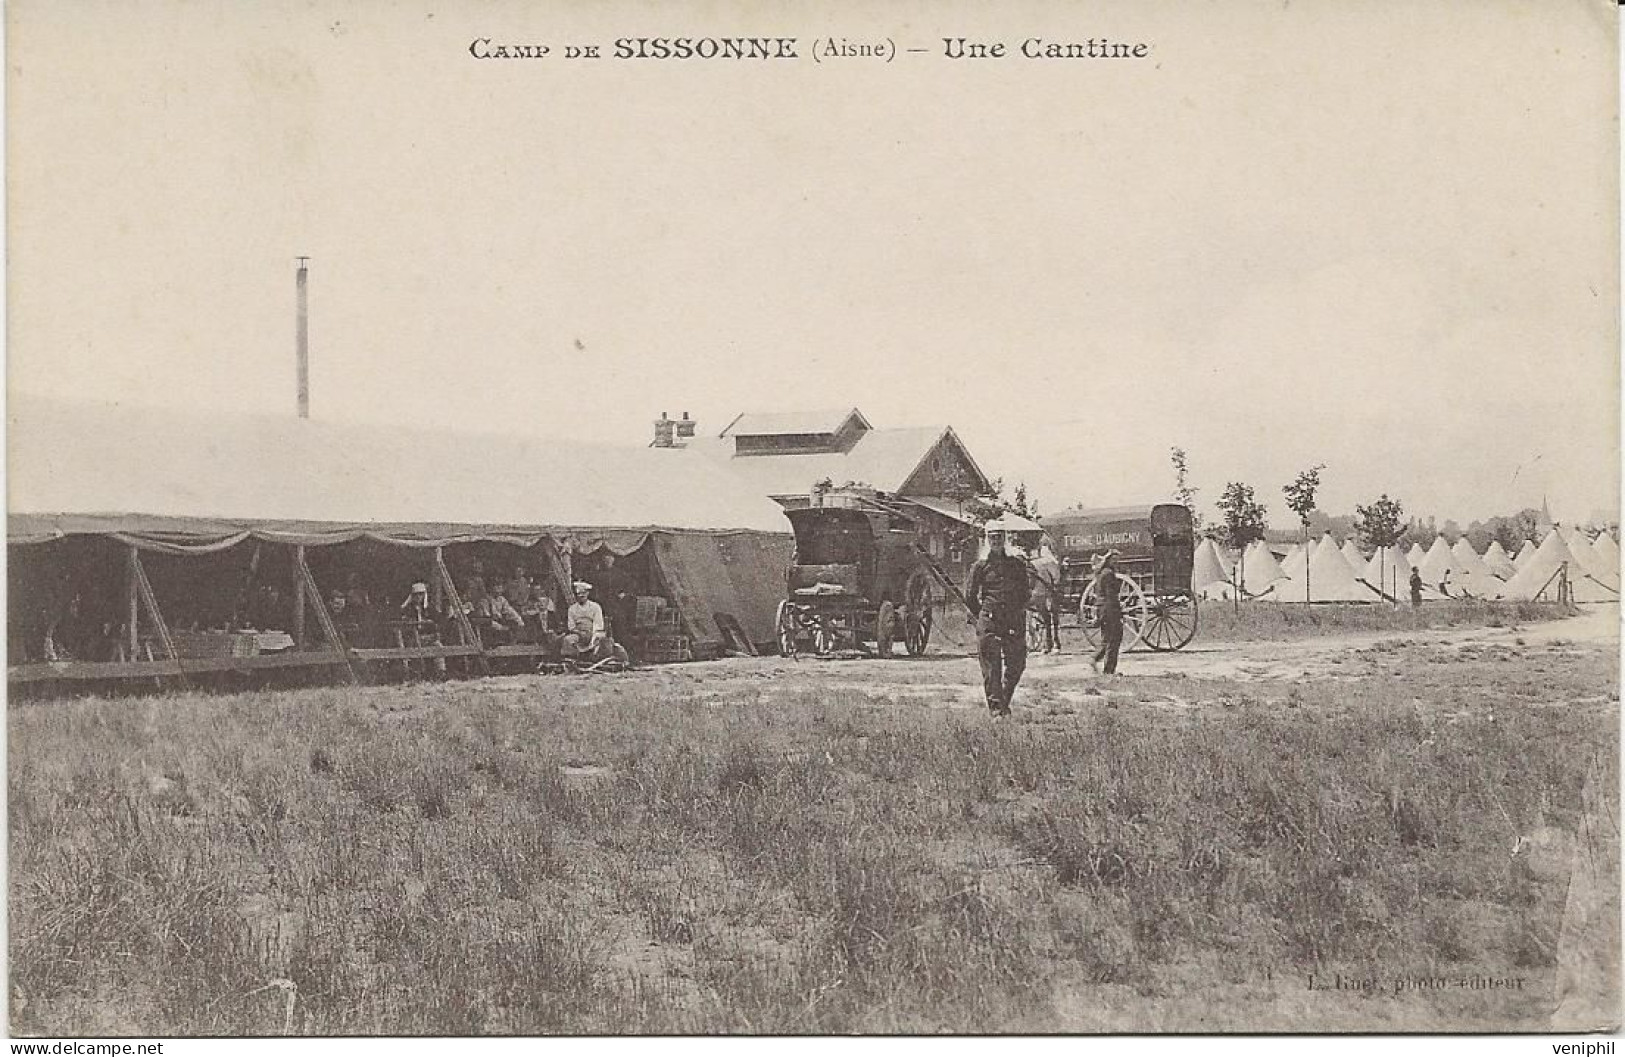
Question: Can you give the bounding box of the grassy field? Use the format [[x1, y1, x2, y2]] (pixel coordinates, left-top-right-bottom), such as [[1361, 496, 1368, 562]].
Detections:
[[1194, 599, 1574, 643], [8, 606, 1617, 1034]]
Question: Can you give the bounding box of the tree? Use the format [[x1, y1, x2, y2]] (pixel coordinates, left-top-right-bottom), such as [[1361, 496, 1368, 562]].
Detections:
[[1474, 508, 1542, 552], [1011, 481, 1032, 519], [1216, 482, 1268, 551], [1283, 464, 1326, 605], [1511, 508, 1542, 544], [1170, 447, 1203, 531], [1356, 495, 1405, 601], [1398, 517, 1436, 551], [1355, 495, 1405, 549], [1282, 464, 1326, 531]]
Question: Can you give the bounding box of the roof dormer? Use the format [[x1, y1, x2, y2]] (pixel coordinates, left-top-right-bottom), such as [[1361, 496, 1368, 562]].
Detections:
[[719, 407, 872, 456]]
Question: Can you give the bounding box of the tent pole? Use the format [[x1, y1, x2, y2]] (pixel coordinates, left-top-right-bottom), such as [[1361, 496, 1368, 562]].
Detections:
[[292, 545, 307, 647], [131, 550, 187, 690], [294, 546, 359, 685], [544, 540, 574, 613], [435, 547, 487, 675], [125, 546, 140, 661]]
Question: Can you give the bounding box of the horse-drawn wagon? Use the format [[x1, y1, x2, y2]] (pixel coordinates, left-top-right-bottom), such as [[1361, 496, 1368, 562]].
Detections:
[[1040, 503, 1200, 652], [775, 502, 935, 657]]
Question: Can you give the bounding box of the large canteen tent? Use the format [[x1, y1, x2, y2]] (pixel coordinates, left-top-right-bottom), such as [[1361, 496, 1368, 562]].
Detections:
[[8, 397, 794, 683]]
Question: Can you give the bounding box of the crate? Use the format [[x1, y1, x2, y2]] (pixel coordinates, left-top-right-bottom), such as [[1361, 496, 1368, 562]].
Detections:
[[635, 595, 664, 628], [636, 633, 691, 664]]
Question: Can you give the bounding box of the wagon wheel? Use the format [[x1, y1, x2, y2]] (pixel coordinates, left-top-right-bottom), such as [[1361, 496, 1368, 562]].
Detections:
[[1141, 593, 1199, 652], [1078, 575, 1148, 651], [903, 569, 934, 656], [876, 601, 896, 659], [776, 599, 800, 658]]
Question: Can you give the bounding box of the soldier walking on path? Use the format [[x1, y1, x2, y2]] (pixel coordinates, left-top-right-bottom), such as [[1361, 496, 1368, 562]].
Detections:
[[966, 522, 1031, 717], [1089, 550, 1125, 675]]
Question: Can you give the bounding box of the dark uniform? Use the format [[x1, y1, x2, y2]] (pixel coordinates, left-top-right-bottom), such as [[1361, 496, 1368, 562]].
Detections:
[[1091, 564, 1124, 675], [966, 550, 1032, 715], [1409, 568, 1423, 608]]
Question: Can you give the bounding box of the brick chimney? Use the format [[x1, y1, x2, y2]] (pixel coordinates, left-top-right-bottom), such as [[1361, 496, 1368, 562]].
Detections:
[[652, 412, 676, 448], [675, 411, 697, 440]]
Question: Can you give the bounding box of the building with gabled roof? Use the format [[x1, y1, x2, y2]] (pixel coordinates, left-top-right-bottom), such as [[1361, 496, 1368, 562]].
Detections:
[[673, 407, 997, 585], [719, 407, 872, 443]]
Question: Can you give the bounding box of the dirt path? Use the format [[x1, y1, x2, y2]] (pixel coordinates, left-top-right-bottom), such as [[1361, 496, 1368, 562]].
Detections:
[[1030, 604, 1620, 684], [622, 605, 1619, 711]]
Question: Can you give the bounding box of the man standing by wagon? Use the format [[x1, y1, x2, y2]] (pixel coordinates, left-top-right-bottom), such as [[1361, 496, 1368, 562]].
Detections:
[[966, 521, 1032, 717], [1089, 550, 1125, 675]]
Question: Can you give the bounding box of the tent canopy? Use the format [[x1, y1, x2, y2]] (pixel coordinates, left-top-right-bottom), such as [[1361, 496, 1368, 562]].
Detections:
[[8, 397, 797, 650], [1191, 539, 1231, 589], [9, 396, 790, 537], [1240, 540, 1287, 597]]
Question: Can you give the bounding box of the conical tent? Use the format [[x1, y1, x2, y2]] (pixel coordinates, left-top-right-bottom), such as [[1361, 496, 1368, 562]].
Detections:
[[1280, 543, 1308, 580], [1240, 541, 1288, 597], [1566, 528, 1621, 595], [1198, 579, 1236, 601], [1497, 530, 1579, 601], [1214, 544, 1238, 578], [1560, 526, 1606, 580], [1448, 538, 1506, 598], [1191, 539, 1230, 591], [1497, 530, 1618, 602], [1450, 538, 1486, 572], [1482, 541, 1518, 578], [1591, 532, 1620, 575], [1340, 539, 1369, 579], [1271, 537, 1382, 602], [1513, 540, 1537, 569], [1419, 537, 1456, 587], [1360, 545, 1432, 601], [1315, 532, 1364, 578], [1407, 542, 1427, 566]]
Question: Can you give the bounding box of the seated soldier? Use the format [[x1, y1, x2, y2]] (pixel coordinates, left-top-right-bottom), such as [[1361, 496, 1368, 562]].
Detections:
[[473, 584, 526, 645], [504, 566, 533, 609], [329, 589, 363, 645], [398, 581, 436, 629], [519, 579, 554, 622], [459, 557, 489, 609], [562, 580, 630, 666], [343, 573, 372, 610]]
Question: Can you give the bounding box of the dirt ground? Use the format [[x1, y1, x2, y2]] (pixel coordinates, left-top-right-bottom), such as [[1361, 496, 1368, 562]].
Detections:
[[551, 604, 1622, 715]]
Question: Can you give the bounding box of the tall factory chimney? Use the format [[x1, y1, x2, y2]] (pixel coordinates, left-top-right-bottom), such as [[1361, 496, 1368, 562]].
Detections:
[[296, 257, 311, 418]]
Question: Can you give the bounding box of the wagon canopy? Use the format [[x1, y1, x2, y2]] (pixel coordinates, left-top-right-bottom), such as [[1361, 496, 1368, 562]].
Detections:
[[8, 396, 793, 647], [1039, 503, 1191, 562]]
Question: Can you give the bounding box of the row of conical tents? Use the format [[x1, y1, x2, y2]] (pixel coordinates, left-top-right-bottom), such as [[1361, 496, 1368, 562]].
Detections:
[[1192, 526, 1620, 604]]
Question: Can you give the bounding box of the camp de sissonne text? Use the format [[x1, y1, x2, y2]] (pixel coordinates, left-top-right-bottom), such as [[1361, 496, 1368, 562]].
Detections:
[[467, 36, 1151, 61]]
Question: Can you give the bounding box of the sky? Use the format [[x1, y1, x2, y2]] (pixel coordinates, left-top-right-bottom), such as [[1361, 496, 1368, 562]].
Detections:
[[7, 0, 1619, 527]]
